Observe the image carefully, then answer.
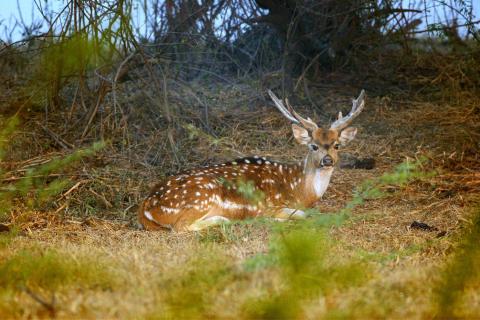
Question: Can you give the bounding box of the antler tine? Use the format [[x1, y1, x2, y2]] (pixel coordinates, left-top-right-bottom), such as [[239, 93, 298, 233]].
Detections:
[[268, 90, 300, 125], [330, 90, 366, 131], [268, 90, 318, 131], [285, 98, 318, 131]]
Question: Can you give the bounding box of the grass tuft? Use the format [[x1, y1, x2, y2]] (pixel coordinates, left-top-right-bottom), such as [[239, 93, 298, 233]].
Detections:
[[147, 249, 238, 319], [434, 207, 480, 318], [0, 247, 116, 292], [244, 226, 368, 319]]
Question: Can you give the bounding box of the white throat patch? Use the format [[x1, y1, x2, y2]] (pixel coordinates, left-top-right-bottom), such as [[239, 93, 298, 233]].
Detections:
[[312, 168, 334, 197]]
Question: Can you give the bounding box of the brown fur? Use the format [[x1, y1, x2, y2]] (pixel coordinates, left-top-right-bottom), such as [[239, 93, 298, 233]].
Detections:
[[312, 128, 340, 164], [138, 158, 310, 231]]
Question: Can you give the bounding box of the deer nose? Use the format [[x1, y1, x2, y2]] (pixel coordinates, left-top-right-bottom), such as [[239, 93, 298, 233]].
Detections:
[[321, 155, 334, 167]]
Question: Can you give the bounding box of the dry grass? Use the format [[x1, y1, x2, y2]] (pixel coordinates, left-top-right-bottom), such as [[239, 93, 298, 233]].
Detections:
[[1, 50, 479, 318]]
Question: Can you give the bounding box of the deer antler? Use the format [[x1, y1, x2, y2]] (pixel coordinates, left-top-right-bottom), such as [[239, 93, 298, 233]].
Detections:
[[268, 90, 318, 131], [330, 90, 365, 131]]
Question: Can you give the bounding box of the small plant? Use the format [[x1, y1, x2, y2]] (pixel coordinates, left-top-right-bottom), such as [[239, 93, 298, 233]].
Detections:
[[216, 177, 266, 206], [235, 179, 266, 205], [339, 157, 435, 216]]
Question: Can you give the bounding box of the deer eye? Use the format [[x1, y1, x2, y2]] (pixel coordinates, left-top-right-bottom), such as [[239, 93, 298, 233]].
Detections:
[[334, 143, 340, 149], [309, 144, 319, 151]]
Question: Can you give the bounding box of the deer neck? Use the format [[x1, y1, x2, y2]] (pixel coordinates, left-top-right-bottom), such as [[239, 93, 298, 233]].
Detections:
[[302, 153, 334, 201]]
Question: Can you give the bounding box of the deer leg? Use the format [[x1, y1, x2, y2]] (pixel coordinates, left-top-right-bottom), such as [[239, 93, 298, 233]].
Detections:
[[186, 215, 231, 231], [273, 208, 307, 221]]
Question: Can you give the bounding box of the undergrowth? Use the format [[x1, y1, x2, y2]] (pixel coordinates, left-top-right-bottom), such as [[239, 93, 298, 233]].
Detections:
[[0, 245, 117, 318], [434, 206, 480, 318], [0, 116, 105, 221], [155, 251, 238, 319], [0, 247, 115, 291]]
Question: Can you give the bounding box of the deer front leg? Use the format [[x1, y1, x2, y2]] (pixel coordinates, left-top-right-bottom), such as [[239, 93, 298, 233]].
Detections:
[[187, 215, 231, 231], [273, 208, 307, 221]]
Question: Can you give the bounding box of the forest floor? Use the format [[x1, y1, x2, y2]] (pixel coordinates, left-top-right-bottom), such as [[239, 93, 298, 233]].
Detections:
[[0, 74, 479, 319]]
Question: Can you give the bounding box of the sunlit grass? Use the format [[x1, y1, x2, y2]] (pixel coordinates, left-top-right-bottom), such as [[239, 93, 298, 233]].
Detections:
[[243, 227, 368, 319], [161, 252, 237, 318], [0, 247, 116, 292], [0, 244, 118, 318], [434, 207, 480, 318]]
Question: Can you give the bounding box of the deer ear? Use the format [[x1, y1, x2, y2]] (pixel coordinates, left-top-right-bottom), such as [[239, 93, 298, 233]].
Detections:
[[339, 127, 357, 145], [292, 124, 311, 145]]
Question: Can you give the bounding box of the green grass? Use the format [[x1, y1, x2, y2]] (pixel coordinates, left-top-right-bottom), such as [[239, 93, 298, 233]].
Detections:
[[146, 248, 239, 319], [434, 207, 480, 318], [0, 247, 116, 292], [0, 227, 19, 249], [0, 244, 118, 318], [243, 225, 369, 319]]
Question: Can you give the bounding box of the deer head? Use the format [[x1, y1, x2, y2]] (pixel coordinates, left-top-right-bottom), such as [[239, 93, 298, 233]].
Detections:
[[268, 90, 365, 170]]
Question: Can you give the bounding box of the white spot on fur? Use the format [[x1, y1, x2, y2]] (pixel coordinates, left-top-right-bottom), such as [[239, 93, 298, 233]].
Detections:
[[144, 211, 154, 221]]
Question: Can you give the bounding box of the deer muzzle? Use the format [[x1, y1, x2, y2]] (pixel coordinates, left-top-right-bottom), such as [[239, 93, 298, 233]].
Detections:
[[321, 155, 334, 167]]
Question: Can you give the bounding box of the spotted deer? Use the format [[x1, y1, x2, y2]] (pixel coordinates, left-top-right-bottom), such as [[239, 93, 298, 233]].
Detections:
[[138, 90, 366, 231]]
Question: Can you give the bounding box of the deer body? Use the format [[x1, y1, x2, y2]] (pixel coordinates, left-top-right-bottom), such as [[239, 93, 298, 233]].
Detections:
[[138, 90, 366, 231], [139, 156, 334, 231]]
